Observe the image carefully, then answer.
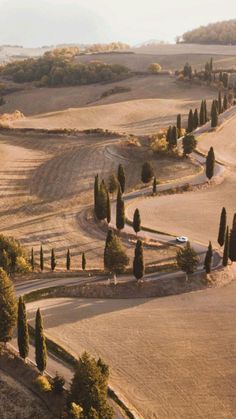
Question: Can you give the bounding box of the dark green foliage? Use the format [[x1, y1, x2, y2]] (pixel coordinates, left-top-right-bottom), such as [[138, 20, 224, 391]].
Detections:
[[218, 91, 222, 114], [141, 162, 154, 183], [96, 181, 108, 221], [0, 268, 17, 343], [223, 227, 229, 267], [17, 296, 29, 360], [94, 174, 99, 214], [177, 114, 181, 137], [199, 100, 205, 126], [211, 101, 218, 128], [182, 134, 197, 156], [104, 229, 114, 269], [204, 241, 213, 274], [108, 174, 118, 195], [117, 164, 125, 193], [2, 50, 130, 87], [0, 234, 30, 274], [187, 109, 194, 133], [153, 177, 157, 195], [51, 248, 56, 271], [218, 207, 227, 247], [170, 125, 178, 148], [176, 242, 199, 277], [40, 245, 44, 271], [52, 373, 65, 394], [183, 63, 192, 79], [30, 247, 35, 271], [66, 249, 71, 271], [181, 20, 236, 45], [82, 252, 86, 271], [133, 239, 145, 280], [223, 94, 228, 111], [116, 187, 125, 231], [68, 352, 113, 419], [35, 308, 47, 373], [204, 100, 208, 122], [206, 146, 215, 180], [229, 214, 236, 262], [106, 191, 111, 224], [166, 126, 172, 146], [133, 208, 141, 234], [222, 72, 228, 89], [105, 234, 129, 275], [193, 108, 199, 129]]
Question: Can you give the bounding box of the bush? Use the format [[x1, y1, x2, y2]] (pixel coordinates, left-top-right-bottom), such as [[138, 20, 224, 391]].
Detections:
[[69, 402, 83, 418], [148, 63, 162, 73], [0, 234, 30, 274], [52, 372, 65, 394], [35, 375, 52, 392]]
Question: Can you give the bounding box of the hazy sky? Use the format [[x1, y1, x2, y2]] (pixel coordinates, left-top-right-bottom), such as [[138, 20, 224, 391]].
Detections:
[[0, 0, 235, 47]]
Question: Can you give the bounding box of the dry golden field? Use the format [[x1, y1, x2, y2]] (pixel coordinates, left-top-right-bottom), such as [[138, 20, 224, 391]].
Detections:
[[27, 282, 236, 418]]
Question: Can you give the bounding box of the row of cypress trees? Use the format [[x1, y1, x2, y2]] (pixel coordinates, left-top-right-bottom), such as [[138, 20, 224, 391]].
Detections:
[[30, 247, 86, 272], [217, 207, 236, 267]]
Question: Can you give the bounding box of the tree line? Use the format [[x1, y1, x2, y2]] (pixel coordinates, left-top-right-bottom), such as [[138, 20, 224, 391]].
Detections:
[[30, 246, 87, 272]]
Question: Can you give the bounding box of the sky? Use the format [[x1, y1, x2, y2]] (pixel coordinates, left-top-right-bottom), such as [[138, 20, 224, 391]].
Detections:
[[0, 0, 235, 47]]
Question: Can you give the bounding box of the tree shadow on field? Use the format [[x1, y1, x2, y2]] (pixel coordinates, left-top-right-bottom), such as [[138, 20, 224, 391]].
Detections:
[[27, 297, 150, 331]]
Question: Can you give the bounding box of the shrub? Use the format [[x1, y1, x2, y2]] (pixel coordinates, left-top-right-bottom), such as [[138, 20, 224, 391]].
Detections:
[[148, 63, 162, 73], [35, 375, 52, 392], [52, 372, 65, 394], [69, 402, 83, 418], [0, 234, 30, 274]]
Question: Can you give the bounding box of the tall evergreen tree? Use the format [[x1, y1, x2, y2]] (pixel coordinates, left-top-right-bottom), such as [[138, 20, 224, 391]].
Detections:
[[94, 174, 99, 216], [223, 94, 228, 111], [206, 146, 215, 180], [211, 101, 218, 128], [117, 164, 125, 194], [106, 191, 111, 224], [133, 239, 145, 280], [199, 100, 205, 126], [204, 241, 213, 274], [166, 126, 172, 148], [51, 248, 56, 271], [177, 114, 181, 137], [152, 177, 157, 195], [96, 181, 108, 221], [218, 91, 222, 114], [116, 187, 125, 231], [204, 100, 208, 122], [176, 242, 199, 280], [40, 245, 44, 272], [218, 207, 227, 247], [104, 229, 114, 269], [141, 162, 154, 183], [223, 226, 229, 267], [170, 125, 178, 148], [182, 134, 197, 156], [187, 109, 194, 133], [82, 252, 86, 271], [229, 214, 236, 262], [30, 247, 35, 271], [35, 308, 47, 373], [0, 268, 17, 343], [133, 208, 141, 235], [17, 296, 29, 360], [193, 108, 199, 129], [66, 249, 71, 271]]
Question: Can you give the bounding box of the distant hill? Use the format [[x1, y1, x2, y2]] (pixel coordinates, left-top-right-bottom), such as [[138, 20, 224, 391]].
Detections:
[[181, 20, 236, 45]]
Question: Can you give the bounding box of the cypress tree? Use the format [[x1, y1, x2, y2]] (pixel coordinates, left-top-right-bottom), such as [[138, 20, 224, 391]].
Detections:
[[153, 177, 157, 195], [108, 174, 118, 195], [40, 245, 44, 271], [96, 181, 108, 221], [204, 100, 208, 122], [223, 226, 229, 267], [82, 252, 86, 271], [117, 164, 125, 194], [106, 191, 111, 224], [199, 100, 205, 126], [133, 208, 141, 235], [204, 241, 213, 274], [176, 242, 199, 280], [0, 268, 17, 343], [206, 146, 215, 180], [35, 308, 47, 373], [229, 214, 236, 262], [166, 126, 172, 148], [211, 101, 218, 128], [66, 249, 71, 271], [217, 207, 227, 247], [104, 229, 114, 269], [105, 235, 129, 279], [170, 125, 178, 148], [218, 91, 222, 114], [223, 94, 228, 111], [133, 239, 145, 280], [182, 134, 197, 156], [94, 174, 99, 216], [51, 248, 56, 271], [177, 114, 181, 137], [193, 108, 199, 129], [141, 162, 154, 183], [116, 187, 125, 231], [17, 296, 29, 360], [30, 248, 35, 271], [187, 109, 194, 133]]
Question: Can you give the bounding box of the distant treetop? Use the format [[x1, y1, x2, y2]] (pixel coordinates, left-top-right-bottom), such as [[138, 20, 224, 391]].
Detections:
[[180, 20, 236, 45]]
